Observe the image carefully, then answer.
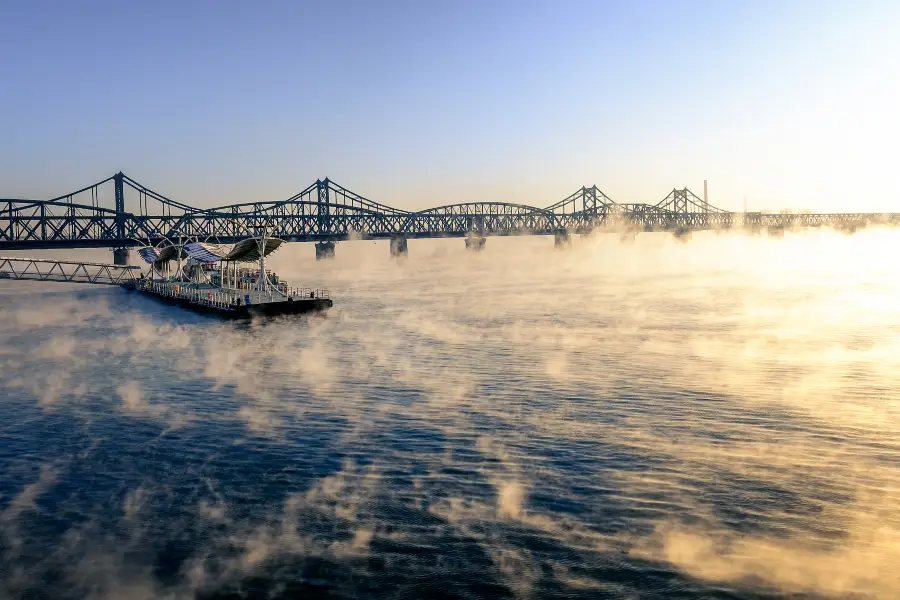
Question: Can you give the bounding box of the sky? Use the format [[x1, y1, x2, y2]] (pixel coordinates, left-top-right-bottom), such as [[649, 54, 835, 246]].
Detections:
[[1, 0, 898, 212]]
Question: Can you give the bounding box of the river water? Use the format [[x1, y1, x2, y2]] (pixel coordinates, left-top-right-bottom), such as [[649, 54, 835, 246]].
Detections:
[[1, 230, 899, 599]]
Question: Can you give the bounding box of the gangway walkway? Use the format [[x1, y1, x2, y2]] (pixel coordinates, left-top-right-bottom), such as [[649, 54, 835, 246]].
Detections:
[[0, 257, 140, 286]]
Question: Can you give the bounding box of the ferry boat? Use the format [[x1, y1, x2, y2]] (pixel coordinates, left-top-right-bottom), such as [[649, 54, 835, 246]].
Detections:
[[132, 234, 332, 318]]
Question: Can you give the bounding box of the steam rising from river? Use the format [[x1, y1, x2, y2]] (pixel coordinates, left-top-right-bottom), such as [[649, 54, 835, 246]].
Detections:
[[2, 229, 900, 598]]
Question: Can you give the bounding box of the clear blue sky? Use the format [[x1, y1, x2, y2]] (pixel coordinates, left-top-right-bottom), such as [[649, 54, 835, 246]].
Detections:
[[1, 0, 898, 212]]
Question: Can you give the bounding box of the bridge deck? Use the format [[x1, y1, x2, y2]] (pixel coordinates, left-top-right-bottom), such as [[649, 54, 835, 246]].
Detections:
[[3, 172, 899, 249]]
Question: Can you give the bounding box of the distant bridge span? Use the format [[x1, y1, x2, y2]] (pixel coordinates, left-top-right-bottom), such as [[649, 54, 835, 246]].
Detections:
[[1, 173, 898, 255]]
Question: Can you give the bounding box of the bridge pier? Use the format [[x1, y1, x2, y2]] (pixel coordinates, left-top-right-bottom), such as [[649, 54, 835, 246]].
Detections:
[[554, 230, 570, 247], [390, 235, 408, 258], [673, 228, 692, 242], [744, 222, 762, 235], [767, 226, 784, 238], [315, 241, 336, 260], [465, 235, 486, 252], [112, 248, 130, 266]]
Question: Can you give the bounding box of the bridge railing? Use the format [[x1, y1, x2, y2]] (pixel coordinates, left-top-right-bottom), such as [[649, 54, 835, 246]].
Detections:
[[0, 257, 141, 285]]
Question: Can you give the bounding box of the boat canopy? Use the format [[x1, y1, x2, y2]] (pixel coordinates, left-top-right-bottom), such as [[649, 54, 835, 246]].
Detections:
[[184, 242, 230, 263], [140, 237, 284, 267], [138, 244, 187, 268], [137, 246, 159, 265], [225, 237, 284, 262], [183, 238, 284, 264]]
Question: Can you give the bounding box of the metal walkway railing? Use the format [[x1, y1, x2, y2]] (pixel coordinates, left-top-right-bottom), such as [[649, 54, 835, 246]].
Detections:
[[0, 257, 141, 286]]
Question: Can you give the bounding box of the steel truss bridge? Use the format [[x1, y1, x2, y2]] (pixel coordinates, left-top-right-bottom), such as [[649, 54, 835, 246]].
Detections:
[[2, 172, 898, 254]]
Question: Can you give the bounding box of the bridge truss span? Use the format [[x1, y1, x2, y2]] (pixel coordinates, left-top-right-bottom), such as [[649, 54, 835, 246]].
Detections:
[[400, 202, 560, 237], [2, 172, 899, 250]]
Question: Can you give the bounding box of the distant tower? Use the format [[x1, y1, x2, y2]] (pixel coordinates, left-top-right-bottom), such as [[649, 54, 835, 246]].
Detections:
[[744, 196, 748, 213], [703, 180, 708, 206]]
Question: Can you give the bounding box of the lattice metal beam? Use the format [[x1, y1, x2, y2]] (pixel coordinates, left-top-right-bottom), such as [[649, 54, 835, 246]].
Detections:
[[2, 174, 900, 249], [0, 257, 141, 285]]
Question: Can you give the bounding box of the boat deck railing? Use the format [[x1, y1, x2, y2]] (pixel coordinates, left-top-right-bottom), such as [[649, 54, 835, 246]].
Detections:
[[137, 279, 329, 309]]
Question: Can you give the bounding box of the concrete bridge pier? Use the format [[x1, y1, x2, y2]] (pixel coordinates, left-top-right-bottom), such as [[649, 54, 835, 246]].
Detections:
[[767, 226, 785, 238], [465, 235, 486, 252], [554, 230, 570, 247], [112, 248, 130, 266], [390, 235, 408, 258], [835, 222, 859, 235], [315, 241, 336, 260], [673, 228, 692, 242], [745, 223, 762, 236]]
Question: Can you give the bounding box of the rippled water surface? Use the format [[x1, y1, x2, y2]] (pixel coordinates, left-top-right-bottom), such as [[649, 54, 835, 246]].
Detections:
[[2, 230, 900, 599]]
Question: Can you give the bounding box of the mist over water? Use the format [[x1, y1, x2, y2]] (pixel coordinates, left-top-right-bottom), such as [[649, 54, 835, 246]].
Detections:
[[2, 229, 900, 599]]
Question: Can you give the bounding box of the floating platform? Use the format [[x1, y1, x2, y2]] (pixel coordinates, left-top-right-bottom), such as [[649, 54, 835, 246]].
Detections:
[[131, 279, 332, 319], [130, 233, 334, 319]]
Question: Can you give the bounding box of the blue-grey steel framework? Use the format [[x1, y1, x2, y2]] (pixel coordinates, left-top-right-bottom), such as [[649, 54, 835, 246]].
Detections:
[[1, 172, 897, 250], [0, 256, 140, 285]]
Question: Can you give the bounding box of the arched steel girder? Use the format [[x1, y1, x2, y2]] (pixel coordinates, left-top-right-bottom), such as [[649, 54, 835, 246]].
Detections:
[[544, 185, 619, 214], [201, 200, 393, 219], [191, 201, 408, 239], [0, 197, 206, 245], [316, 178, 410, 216], [38, 173, 200, 216], [0, 198, 123, 216], [119, 173, 201, 213], [653, 188, 729, 214], [209, 179, 410, 217], [208, 183, 318, 215], [410, 201, 551, 215], [46, 175, 116, 202], [397, 202, 564, 235], [0, 198, 132, 246]]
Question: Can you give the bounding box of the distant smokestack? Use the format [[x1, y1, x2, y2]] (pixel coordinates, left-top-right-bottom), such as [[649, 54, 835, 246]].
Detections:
[[744, 196, 748, 213], [703, 180, 708, 205]]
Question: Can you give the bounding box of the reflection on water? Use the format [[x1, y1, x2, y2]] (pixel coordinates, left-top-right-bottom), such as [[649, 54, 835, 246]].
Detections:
[[1, 229, 899, 599]]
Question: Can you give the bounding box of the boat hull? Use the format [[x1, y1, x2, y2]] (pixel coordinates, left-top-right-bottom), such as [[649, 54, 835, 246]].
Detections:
[[133, 287, 332, 319]]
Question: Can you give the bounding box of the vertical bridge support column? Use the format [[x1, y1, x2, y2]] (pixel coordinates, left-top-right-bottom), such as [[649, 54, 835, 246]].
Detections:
[[315, 241, 336, 260], [113, 248, 131, 266], [112, 172, 129, 265], [390, 235, 408, 258], [554, 230, 570, 247], [742, 212, 762, 235], [315, 179, 336, 260], [673, 227, 692, 242], [465, 235, 486, 251]]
